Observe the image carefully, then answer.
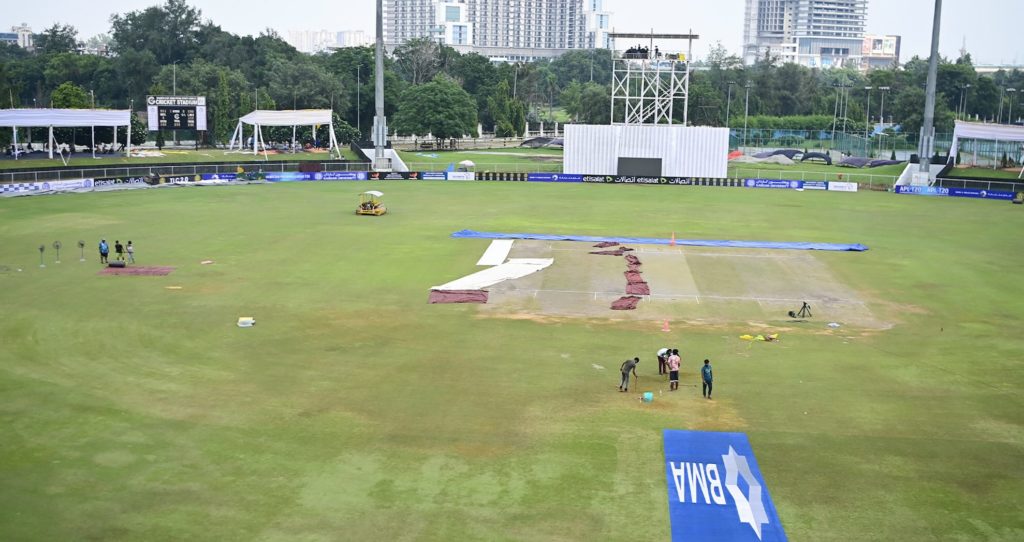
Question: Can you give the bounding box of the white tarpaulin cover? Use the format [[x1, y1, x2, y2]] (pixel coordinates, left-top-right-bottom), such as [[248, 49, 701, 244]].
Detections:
[[0, 108, 131, 127], [949, 120, 1024, 158], [476, 240, 515, 266], [237, 110, 333, 127], [564, 124, 729, 178], [432, 258, 553, 290]]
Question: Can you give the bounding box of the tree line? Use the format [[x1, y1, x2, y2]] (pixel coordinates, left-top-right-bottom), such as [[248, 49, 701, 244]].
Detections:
[[1, 0, 1021, 148]]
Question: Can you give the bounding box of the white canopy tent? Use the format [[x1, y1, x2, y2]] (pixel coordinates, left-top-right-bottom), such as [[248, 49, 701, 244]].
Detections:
[[228, 109, 340, 159], [949, 120, 1024, 179], [0, 108, 133, 162]]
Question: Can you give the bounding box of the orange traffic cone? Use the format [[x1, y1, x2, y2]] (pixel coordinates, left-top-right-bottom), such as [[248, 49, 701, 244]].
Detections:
[[662, 320, 671, 332], [669, 232, 676, 246]]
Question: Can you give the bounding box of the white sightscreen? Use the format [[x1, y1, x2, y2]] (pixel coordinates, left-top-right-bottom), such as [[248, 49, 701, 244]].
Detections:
[[564, 124, 729, 178]]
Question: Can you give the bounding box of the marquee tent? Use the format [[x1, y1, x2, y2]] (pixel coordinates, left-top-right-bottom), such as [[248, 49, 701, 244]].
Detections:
[[228, 109, 341, 158], [0, 108, 133, 161], [948, 120, 1024, 178]]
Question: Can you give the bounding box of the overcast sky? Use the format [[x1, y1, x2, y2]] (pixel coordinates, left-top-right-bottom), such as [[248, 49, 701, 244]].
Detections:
[[5, 0, 1022, 65]]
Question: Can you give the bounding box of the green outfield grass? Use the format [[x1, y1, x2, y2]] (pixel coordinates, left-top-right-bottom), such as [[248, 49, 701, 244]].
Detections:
[[399, 148, 564, 172], [1, 182, 1023, 541], [0, 148, 363, 171], [727, 162, 906, 186]]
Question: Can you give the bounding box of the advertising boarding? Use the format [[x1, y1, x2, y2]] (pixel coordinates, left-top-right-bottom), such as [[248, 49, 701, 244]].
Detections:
[[827, 181, 859, 192], [664, 430, 787, 541], [265, 172, 369, 181], [895, 185, 1015, 200], [526, 173, 583, 183], [744, 179, 804, 190], [582, 175, 693, 185]]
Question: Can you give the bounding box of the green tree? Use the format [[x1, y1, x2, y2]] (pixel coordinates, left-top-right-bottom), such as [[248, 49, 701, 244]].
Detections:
[[35, 23, 79, 55], [393, 37, 443, 85], [50, 82, 90, 109], [561, 81, 608, 125], [576, 82, 610, 125], [213, 71, 232, 144], [550, 49, 612, 88], [125, 113, 148, 146], [487, 80, 526, 137], [314, 112, 360, 147], [264, 56, 335, 110], [149, 82, 167, 148], [151, 59, 250, 142], [559, 81, 583, 122], [115, 49, 160, 108], [43, 53, 106, 93], [50, 82, 90, 147], [393, 75, 478, 142], [448, 53, 497, 98], [111, 0, 202, 64], [707, 42, 743, 70]]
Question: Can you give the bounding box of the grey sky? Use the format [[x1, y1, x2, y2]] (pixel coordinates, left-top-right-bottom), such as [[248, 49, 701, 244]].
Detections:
[[5, 0, 1022, 65]]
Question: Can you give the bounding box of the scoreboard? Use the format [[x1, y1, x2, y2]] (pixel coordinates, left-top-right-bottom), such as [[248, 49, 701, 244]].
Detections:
[[146, 96, 207, 131]]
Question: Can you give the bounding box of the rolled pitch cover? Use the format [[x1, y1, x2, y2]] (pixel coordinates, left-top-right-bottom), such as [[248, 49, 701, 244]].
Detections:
[[108, 260, 126, 268]]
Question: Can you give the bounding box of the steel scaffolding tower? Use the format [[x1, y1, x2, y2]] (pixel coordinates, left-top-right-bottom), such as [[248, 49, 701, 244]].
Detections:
[[609, 32, 698, 126]]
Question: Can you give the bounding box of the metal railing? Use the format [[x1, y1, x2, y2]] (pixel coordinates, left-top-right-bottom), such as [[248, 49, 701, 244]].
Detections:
[[0, 160, 371, 184]]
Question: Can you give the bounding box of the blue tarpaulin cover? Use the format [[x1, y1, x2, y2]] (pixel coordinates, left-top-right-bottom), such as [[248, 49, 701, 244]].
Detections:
[[838, 156, 872, 168], [452, 230, 868, 252]]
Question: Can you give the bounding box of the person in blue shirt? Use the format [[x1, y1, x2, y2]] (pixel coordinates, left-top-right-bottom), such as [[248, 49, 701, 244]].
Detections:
[[98, 239, 109, 264], [701, 359, 713, 399]]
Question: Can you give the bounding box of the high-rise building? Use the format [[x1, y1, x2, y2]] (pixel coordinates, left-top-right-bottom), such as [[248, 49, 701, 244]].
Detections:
[[10, 23, 33, 50], [383, 0, 610, 62], [286, 29, 340, 53], [284, 30, 370, 53], [861, 34, 900, 71], [584, 0, 611, 49], [336, 31, 371, 48], [742, 0, 868, 69]]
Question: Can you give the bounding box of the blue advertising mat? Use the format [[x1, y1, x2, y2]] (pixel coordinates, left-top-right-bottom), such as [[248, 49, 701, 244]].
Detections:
[[663, 430, 787, 542], [451, 230, 868, 252]]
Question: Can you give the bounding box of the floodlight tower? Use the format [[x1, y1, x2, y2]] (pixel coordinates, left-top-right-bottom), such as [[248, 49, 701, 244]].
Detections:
[[373, 0, 391, 171], [608, 30, 698, 125], [917, 0, 942, 180]]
